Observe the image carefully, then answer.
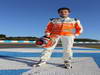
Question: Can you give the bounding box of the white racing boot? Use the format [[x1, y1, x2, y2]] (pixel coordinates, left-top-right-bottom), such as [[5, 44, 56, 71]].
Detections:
[[33, 60, 47, 67], [64, 60, 72, 69]]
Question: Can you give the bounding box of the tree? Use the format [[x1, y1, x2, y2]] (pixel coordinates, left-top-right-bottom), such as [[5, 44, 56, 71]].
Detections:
[[0, 34, 6, 39]]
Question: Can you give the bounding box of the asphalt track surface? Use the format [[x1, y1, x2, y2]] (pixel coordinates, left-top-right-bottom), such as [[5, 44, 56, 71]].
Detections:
[[0, 46, 100, 75]]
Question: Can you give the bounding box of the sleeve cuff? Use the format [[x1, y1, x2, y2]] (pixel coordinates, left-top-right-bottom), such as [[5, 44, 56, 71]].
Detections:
[[75, 34, 79, 36], [45, 32, 50, 36]]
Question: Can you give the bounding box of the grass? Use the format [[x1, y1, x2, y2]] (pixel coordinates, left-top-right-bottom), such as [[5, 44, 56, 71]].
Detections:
[[84, 46, 100, 49]]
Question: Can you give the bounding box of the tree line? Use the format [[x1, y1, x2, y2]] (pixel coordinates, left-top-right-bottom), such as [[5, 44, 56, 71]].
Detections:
[[0, 34, 99, 42], [0, 34, 38, 41]]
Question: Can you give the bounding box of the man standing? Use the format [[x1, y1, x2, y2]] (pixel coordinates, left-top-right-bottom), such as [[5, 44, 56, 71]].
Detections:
[[34, 7, 83, 69]]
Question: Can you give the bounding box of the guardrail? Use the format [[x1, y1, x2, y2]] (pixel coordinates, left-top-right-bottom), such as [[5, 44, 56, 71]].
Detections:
[[0, 40, 100, 44], [74, 42, 100, 44], [0, 40, 35, 43]]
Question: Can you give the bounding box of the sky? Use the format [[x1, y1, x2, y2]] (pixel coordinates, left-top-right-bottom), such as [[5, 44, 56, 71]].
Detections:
[[0, 0, 100, 40]]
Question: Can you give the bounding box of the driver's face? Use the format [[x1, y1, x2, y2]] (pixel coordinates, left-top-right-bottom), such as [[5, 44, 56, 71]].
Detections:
[[58, 10, 70, 18]]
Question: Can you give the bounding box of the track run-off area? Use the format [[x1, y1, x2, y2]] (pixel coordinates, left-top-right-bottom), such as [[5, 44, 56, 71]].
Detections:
[[0, 47, 100, 75]]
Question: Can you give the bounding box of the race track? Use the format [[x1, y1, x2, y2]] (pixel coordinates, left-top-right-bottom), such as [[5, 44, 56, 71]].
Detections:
[[0, 47, 100, 75]]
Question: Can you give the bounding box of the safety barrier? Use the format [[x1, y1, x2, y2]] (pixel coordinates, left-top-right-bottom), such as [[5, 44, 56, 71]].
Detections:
[[0, 40, 100, 44], [74, 41, 100, 44], [0, 40, 35, 43]]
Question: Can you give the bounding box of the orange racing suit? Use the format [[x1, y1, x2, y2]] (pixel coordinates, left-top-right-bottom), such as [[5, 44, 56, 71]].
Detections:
[[40, 17, 83, 62], [45, 17, 83, 36]]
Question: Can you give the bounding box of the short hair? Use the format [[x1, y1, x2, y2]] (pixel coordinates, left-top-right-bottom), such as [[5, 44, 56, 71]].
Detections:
[[58, 7, 71, 13]]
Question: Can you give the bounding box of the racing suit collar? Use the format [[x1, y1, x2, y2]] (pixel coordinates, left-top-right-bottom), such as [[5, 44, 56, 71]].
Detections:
[[59, 17, 70, 20], [59, 17, 70, 22]]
